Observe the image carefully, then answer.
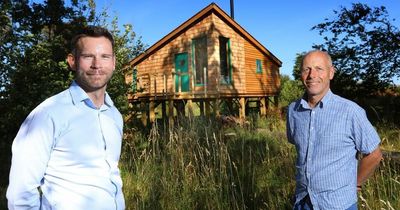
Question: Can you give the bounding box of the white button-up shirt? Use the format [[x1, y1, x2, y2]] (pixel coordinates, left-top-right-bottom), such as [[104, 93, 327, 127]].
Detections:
[[7, 81, 125, 210]]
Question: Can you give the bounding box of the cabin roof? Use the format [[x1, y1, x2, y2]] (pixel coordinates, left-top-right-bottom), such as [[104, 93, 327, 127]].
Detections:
[[129, 3, 282, 67]]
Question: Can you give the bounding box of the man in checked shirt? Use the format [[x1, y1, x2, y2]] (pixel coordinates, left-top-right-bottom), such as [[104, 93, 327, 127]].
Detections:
[[286, 50, 382, 210]]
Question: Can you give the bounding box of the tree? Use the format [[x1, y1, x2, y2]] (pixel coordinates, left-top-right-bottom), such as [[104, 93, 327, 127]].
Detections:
[[311, 3, 400, 98], [292, 52, 306, 80], [278, 75, 303, 107], [105, 17, 147, 116], [0, 0, 95, 189]]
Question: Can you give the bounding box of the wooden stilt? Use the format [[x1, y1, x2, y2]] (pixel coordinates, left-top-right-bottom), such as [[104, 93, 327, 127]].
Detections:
[[205, 100, 211, 116], [213, 99, 220, 117], [199, 101, 204, 116], [141, 101, 147, 126], [176, 100, 185, 118], [149, 100, 155, 123], [239, 97, 245, 119], [260, 97, 266, 116], [168, 99, 174, 127], [274, 95, 280, 115], [187, 99, 193, 117]]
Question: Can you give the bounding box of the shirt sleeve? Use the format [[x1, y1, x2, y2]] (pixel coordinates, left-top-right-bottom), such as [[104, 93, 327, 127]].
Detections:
[[6, 106, 55, 209], [351, 106, 381, 154], [286, 104, 294, 144]]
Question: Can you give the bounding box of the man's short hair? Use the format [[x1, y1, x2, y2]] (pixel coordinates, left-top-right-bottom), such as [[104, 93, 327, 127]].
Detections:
[[70, 26, 114, 55]]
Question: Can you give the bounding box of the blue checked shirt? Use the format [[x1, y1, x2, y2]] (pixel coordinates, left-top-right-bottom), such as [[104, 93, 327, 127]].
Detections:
[[286, 90, 380, 210]]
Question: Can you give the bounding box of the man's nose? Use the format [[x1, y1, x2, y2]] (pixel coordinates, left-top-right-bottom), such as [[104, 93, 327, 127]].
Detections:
[[307, 68, 318, 78], [91, 57, 101, 68]]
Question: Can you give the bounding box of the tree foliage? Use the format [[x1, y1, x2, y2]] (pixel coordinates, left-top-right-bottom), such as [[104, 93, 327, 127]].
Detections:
[[278, 75, 303, 107], [0, 0, 145, 188], [311, 3, 400, 98], [106, 17, 146, 115], [292, 52, 306, 81]]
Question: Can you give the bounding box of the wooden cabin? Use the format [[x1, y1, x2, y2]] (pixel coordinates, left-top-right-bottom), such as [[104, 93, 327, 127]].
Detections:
[[125, 3, 281, 124]]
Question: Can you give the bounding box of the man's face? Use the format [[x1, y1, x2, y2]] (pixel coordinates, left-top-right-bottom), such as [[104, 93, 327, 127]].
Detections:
[[68, 37, 115, 93], [300, 51, 335, 100]]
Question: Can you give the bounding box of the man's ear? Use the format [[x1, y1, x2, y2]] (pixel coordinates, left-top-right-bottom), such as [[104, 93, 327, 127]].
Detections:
[[329, 66, 336, 80], [67, 54, 76, 71]]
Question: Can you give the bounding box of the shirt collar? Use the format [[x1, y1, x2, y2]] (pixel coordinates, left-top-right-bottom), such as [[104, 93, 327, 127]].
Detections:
[[319, 89, 333, 107], [69, 81, 114, 109], [299, 89, 333, 110]]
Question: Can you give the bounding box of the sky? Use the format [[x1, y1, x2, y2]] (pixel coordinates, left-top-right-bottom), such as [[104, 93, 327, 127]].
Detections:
[[95, 0, 400, 79]]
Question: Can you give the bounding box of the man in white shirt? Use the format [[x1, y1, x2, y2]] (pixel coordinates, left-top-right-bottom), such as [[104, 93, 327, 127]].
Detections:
[[7, 26, 125, 210]]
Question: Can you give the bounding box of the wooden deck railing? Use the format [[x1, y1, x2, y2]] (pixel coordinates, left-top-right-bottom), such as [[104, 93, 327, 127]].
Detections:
[[134, 67, 218, 98]]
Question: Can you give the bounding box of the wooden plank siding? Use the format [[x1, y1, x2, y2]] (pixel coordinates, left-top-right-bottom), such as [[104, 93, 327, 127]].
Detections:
[[125, 3, 281, 101], [210, 12, 246, 95], [244, 40, 280, 96]]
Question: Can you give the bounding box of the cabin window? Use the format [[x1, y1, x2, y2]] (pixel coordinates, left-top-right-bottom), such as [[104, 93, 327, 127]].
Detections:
[[256, 59, 262, 74], [132, 68, 137, 93], [192, 36, 208, 85], [219, 36, 232, 84]]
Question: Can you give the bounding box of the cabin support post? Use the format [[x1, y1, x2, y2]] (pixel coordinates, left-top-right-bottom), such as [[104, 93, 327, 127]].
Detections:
[[187, 99, 194, 117], [168, 99, 174, 128], [260, 97, 266, 116], [149, 100, 155, 123], [140, 101, 148, 126], [199, 101, 205, 116], [176, 100, 185, 117], [205, 100, 211, 116], [239, 97, 245, 119], [274, 95, 280, 115], [213, 99, 220, 117]]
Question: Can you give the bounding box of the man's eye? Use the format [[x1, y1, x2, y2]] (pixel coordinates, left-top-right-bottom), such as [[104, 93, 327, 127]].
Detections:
[[102, 55, 113, 59], [82, 55, 93, 59]]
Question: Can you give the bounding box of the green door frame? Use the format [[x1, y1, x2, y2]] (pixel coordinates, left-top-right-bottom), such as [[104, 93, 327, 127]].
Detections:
[[175, 53, 189, 92]]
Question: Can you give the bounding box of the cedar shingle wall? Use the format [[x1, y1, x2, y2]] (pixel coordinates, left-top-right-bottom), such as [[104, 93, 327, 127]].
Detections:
[[133, 15, 215, 94], [211, 13, 246, 94], [127, 12, 280, 97], [244, 39, 280, 95]]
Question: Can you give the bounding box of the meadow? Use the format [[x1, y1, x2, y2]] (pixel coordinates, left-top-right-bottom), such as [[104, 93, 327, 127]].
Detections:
[[0, 113, 398, 209], [120, 114, 400, 210]]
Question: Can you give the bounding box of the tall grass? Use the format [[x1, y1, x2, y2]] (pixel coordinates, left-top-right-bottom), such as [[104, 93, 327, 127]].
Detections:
[[0, 114, 398, 209], [359, 121, 400, 209], [121, 113, 295, 210], [121, 114, 400, 210]]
